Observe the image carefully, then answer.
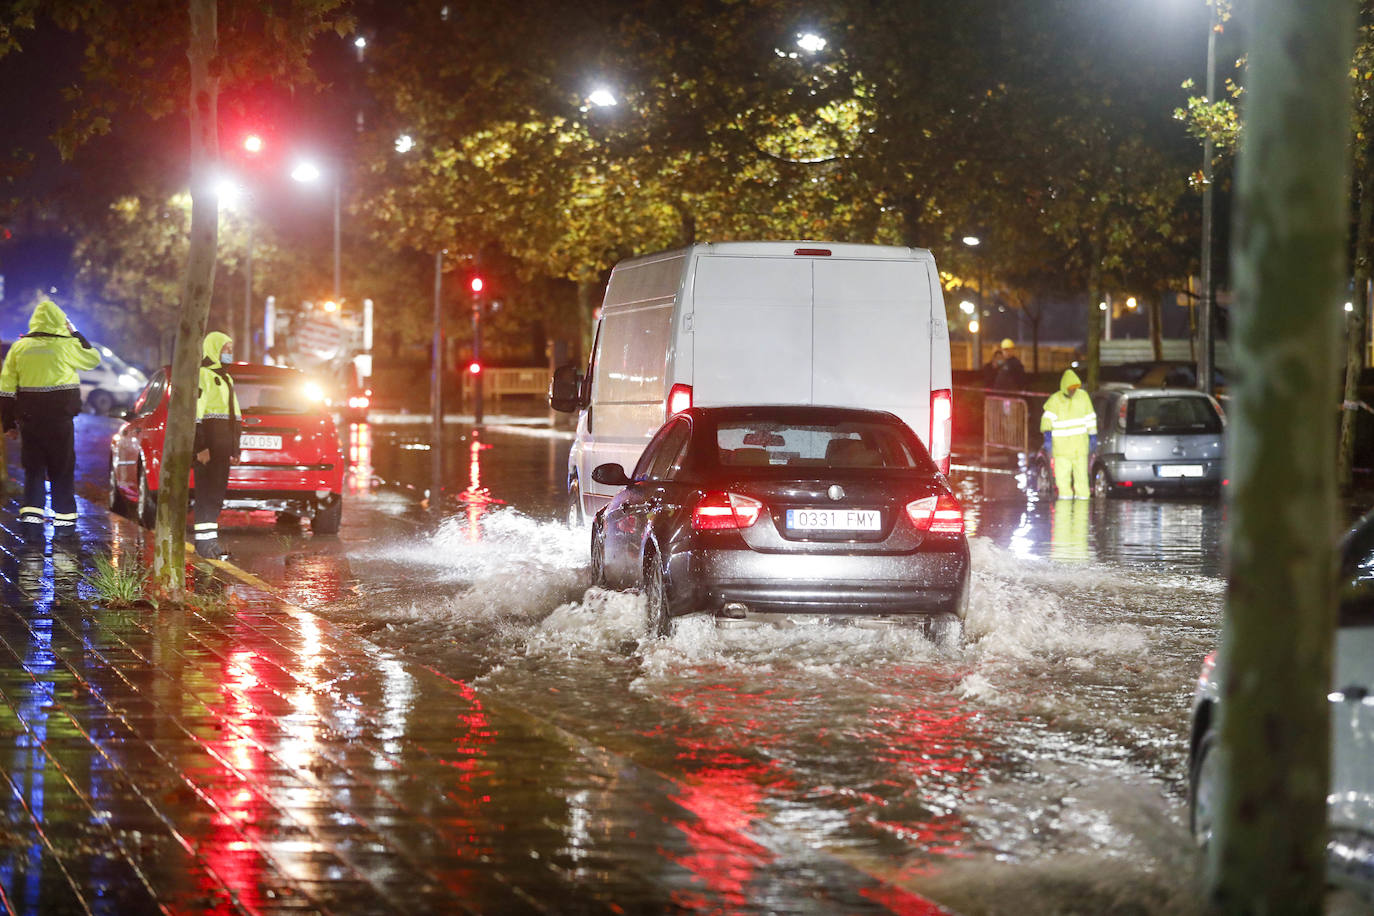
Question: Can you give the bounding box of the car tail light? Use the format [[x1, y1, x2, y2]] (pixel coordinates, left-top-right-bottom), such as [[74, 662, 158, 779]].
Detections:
[[930, 389, 952, 475], [667, 383, 692, 417], [692, 491, 763, 530], [905, 493, 964, 535]]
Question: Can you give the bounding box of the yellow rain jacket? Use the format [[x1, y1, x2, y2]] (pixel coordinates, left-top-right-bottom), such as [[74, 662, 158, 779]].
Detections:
[[0, 300, 102, 431], [195, 331, 240, 451], [1040, 368, 1096, 455], [1040, 368, 1097, 498]]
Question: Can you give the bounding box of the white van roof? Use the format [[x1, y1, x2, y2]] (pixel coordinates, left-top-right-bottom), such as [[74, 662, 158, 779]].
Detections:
[[612, 241, 933, 271]]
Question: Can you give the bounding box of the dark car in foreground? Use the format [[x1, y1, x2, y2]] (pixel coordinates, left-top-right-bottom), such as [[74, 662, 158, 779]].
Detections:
[[588, 405, 970, 641], [109, 363, 345, 533], [1188, 511, 1374, 901], [1028, 387, 1226, 499]]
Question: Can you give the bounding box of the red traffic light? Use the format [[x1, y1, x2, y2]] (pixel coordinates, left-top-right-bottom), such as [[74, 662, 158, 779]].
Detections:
[[468, 361, 482, 375], [243, 133, 264, 154], [470, 277, 484, 294]]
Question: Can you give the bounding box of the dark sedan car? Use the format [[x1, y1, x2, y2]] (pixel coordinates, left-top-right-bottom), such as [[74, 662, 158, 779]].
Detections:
[[589, 405, 971, 641]]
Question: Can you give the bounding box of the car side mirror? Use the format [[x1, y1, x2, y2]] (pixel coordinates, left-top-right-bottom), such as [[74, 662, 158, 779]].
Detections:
[[591, 463, 631, 487], [549, 363, 585, 413]]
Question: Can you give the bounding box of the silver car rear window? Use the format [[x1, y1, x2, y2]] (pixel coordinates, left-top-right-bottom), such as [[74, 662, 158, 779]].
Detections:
[[1126, 396, 1222, 435]]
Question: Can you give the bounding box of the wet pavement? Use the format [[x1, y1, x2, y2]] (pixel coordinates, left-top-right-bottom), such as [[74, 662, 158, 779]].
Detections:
[[5, 413, 1368, 914], [0, 421, 953, 915]]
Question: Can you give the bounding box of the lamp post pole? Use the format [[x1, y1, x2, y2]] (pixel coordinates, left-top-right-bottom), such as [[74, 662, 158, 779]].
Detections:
[[1198, 3, 1218, 394], [242, 219, 254, 362], [333, 178, 342, 302], [431, 250, 445, 509]]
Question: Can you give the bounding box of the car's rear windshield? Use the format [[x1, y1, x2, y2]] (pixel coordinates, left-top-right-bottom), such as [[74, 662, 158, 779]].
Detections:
[[230, 376, 321, 415], [1126, 396, 1221, 435], [713, 418, 933, 471]]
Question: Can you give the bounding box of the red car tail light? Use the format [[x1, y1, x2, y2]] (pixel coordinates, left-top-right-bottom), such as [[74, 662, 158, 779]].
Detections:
[[930, 388, 952, 475], [667, 383, 693, 417], [692, 491, 763, 530], [905, 493, 964, 535]]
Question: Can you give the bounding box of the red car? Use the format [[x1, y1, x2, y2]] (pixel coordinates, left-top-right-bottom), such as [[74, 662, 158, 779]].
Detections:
[[108, 363, 345, 534]]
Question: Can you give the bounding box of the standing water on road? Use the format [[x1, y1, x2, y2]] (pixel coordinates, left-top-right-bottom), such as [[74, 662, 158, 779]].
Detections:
[[315, 425, 1228, 913]]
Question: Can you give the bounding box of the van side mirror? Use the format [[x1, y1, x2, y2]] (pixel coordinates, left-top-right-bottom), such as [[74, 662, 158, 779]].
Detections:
[[591, 463, 631, 487], [549, 363, 585, 413]]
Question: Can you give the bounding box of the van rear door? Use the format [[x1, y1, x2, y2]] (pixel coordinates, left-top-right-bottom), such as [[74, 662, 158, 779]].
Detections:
[[813, 257, 933, 438], [691, 256, 814, 406]]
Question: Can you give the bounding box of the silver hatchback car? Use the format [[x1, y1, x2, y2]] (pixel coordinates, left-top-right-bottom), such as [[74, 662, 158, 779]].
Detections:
[[1029, 387, 1226, 498]]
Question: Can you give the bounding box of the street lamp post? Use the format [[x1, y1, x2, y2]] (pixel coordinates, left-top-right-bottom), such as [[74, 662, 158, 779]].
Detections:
[[963, 235, 983, 370], [1198, 2, 1219, 394], [431, 249, 446, 509], [291, 159, 343, 304]]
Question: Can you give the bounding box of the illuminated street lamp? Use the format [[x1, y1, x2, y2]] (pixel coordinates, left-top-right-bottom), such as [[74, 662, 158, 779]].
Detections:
[[395, 133, 415, 154], [964, 235, 986, 370], [797, 32, 827, 53], [291, 158, 342, 301], [588, 87, 617, 108]]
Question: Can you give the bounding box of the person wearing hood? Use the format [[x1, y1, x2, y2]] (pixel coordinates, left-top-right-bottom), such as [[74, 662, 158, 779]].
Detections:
[[1039, 368, 1097, 499], [0, 299, 102, 540], [193, 331, 241, 559]]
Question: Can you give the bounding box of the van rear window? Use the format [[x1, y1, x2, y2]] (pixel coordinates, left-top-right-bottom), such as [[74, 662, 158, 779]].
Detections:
[[1126, 397, 1221, 435]]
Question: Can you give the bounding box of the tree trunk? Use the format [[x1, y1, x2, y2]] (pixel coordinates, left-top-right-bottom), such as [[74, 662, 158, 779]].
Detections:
[[1085, 239, 1103, 391], [1212, 1, 1354, 910], [152, 0, 219, 598], [1339, 159, 1373, 490]]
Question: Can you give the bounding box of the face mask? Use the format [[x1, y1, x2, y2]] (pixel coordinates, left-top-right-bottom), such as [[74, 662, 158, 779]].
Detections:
[[221, 348, 233, 362]]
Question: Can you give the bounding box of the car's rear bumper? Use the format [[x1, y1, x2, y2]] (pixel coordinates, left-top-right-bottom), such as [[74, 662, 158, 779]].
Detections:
[[229, 464, 343, 493], [1100, 458, 1223, 492], [670, 543, 970, 620]]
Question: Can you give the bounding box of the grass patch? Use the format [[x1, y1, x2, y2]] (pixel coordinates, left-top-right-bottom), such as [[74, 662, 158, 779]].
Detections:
[[83, 556, 152, 608]]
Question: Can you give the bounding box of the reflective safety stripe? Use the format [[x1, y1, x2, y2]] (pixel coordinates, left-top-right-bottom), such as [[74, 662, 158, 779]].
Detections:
[[193, 522, 217, 531], [19, 506, 44, 516], [194, 530, 219, 540], [14, 383, 81, 393], [52, 512, 77, 521], [52, 518, 75, 527], [20, 515, 43, 525]]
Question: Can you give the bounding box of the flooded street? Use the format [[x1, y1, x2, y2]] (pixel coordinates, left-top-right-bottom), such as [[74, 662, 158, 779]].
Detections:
[[176, 417, 1230, 913]]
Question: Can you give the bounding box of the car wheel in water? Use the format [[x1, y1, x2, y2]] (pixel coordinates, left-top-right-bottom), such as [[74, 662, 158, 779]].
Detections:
[[87, 390, 115, 416], [924, 613, 964, 647], [589, 516, 607, 587], [1092, 466, 1113, 499], [1032, 455, 1056, 499], [312, 495, 342, 535], [1188, 727, 1218, 848], [107, 456, 129, 516], [643, 553, 672, 638], [566, 478, 584, 528], [137, 463, 157, 530]]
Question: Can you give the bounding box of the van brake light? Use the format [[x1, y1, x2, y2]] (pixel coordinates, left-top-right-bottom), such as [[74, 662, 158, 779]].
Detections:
[[794, 248, 832, 256], [692, 492, 763, 530], [905, 493, 964, 535], [930, 389, 953, 476], [667, 383, 693, 416]]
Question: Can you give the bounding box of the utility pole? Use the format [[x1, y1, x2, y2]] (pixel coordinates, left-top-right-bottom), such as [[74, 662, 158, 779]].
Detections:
[[430, 250, 445, 510], [470, 276, 485, 425]]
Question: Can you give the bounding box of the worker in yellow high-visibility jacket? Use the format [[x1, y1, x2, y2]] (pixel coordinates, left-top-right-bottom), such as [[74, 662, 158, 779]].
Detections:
[[1040, 368, 1097, 499]]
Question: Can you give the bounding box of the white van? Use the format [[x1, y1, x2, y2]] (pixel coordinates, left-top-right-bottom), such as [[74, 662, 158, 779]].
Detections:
[[550, 241, 954, 524], [80, 344, 148, 415]]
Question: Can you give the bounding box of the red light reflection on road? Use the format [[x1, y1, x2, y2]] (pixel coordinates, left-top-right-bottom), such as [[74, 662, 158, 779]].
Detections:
[[345, 422, 374, 494], [199, 647, 269, 913], [459, 432, 503, 541]]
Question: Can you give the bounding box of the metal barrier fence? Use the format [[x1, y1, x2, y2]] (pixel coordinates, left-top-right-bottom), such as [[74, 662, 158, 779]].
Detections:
[[983, 394, 1029, 462], [460, 367, 552, 411]]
